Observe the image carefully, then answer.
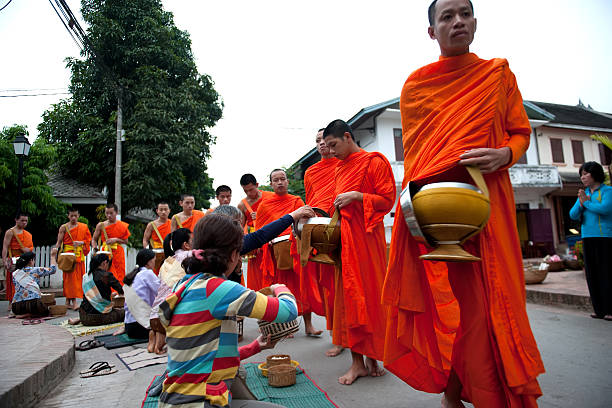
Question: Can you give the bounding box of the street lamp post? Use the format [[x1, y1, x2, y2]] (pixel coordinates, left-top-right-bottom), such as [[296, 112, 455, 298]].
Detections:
[[12, 133, 31, 216]]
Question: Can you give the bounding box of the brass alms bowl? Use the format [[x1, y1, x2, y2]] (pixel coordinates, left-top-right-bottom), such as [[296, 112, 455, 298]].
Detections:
[[293, 208, 340, 265], [401, 181, 490, 262]]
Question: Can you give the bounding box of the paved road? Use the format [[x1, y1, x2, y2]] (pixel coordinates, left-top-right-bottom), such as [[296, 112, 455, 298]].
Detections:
[[34, 302, 612, 408]]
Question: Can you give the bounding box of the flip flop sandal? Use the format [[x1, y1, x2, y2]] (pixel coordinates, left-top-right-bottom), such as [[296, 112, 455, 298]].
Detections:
[[79, 362, 117, 378], [79, 361, 116, 375], [22, 319, 44, 325], [76, 339, 105, 351]]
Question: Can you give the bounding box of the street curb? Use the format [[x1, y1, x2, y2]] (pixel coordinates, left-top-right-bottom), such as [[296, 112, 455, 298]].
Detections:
[[0, 324, 75, 408], [526, 287, 592, 312]]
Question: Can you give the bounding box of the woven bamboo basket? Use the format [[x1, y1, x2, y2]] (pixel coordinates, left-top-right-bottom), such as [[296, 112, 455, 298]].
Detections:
[[112, 295, 125, 308], [268, 364, 296, 387], [546, 261, 564, 272], [563, 259, 582, 270], [267, 354, 291, 368], [48, 304, 68, 316], [41, 293, 55, 305], [258, 360, 299, 377], [524, 265, 548, 284], [258, 319, 299, 342]]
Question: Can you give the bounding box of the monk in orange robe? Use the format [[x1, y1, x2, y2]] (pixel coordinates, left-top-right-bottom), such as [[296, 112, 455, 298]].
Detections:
[[92, 203, 130, 284], [238, 174, 273, 292], [304, 128, 343, 356], [171, 194, 205, 232], [323, 120, 396, 385], [382, 1, 545, 407], [142, 201, 171, 274], [2, 213, 34, 306], [53, 208, 91, 310], [257, 169, 322, 336]]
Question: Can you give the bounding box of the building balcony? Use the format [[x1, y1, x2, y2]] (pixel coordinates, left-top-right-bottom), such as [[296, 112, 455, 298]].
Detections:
[[509, 164, 562, 193]]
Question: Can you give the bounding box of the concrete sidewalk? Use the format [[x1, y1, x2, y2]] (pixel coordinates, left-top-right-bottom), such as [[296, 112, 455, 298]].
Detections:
[[525, 270, 592, 311]]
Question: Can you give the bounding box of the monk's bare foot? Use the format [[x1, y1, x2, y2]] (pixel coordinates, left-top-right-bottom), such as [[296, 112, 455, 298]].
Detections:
[[326, 345, 344, 357], [441, 395, 466, 408], [147, 331, 155, 353], [112, 326, 125, 336], [338, 364, 369, 385], [365, 357, 385, 377], [305, 326, 323, 337]]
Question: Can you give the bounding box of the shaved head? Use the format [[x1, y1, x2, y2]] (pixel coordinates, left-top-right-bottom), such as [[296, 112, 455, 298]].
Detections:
[[428, 0, 474, 26]]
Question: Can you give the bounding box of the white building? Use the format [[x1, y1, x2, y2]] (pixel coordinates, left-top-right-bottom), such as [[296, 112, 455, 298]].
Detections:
[[294, 99, 612, 252]]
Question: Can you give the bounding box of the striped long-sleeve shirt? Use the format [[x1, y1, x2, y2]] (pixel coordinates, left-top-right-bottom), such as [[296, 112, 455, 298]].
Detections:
[[158, 273, 297, 408]]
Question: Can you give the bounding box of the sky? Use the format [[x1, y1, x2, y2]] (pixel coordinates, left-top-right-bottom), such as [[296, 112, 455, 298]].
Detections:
[[1, 0, 612, 208]]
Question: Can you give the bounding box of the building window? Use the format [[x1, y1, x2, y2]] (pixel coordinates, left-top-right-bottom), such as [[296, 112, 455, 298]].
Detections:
[[393, 128, 404, 161], [571, 140, 584, 164], [517, 153, 528, 164], [599, 143, 612, 165], [550, 138, 564, 163]]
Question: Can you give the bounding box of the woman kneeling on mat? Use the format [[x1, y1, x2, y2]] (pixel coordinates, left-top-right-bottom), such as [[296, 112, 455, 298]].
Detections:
[[74, 253, 124, 326], [123, 248, 160, 340], [11, 248, 58, 317], [158, 215, 296, 408]]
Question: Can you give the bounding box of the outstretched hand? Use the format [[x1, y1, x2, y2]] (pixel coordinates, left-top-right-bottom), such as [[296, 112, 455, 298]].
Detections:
[[256, 334, 277, 350], [459, 147, 512, 174], [290, 205, 316, 221]]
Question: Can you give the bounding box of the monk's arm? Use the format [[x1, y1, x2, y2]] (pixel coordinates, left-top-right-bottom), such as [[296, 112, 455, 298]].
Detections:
[[237, 202, 247, 227], [53, 225, 66, 250], [142, 223, 153, 248], [91, 223, 102, 250], [170, 216, 177, 232], [2, 230, 12, 266]]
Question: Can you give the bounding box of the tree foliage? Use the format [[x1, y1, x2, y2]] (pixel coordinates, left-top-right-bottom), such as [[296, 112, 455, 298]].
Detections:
[[38, 0, 223, 214], [0, 125, 67, 244]]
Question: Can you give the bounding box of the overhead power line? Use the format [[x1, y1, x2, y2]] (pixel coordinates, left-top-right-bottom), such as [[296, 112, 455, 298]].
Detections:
[[0, 0, 13, 12], [0, 92, 71, 98]]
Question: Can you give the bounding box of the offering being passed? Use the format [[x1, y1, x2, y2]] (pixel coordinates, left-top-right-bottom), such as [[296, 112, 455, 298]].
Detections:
[[257, 287, 299, 341], [269, 235, 292, 270], [293, 207, 340, 266], [400, 166, 490, 262]]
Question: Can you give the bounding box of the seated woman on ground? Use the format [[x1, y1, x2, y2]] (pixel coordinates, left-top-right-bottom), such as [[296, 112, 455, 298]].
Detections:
[[70, 253, 124, 326], [149, 227, 192, 354], [121, 248, 160, 343], [158, 214, 297, 408], [11, 248, 58, 318]]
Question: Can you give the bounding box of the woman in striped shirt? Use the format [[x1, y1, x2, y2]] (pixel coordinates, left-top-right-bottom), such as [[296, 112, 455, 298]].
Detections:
[[159, 214, 297, 408]]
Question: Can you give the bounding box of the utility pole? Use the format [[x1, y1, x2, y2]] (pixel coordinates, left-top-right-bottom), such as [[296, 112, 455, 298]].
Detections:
[[115, 96, 124, 219]]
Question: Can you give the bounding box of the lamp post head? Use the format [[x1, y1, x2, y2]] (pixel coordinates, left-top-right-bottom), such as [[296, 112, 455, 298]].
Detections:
[[12, 134, 31, 157]]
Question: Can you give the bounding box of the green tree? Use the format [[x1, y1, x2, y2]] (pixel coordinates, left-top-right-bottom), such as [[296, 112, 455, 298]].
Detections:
[[591, 134, 612, 184], [38, 0, 222, 215], [0, 125, 67, 245]]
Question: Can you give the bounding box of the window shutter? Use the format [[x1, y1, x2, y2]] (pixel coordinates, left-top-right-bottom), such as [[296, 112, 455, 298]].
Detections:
[[393, 128, 404, 161], [571, 140, 584, 164], [599, 143, 612, 165], [550, 138, 564, 163]]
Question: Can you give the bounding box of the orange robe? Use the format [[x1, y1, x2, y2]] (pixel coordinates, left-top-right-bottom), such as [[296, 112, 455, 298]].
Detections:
[[174, 210, 205, 232], [6, 229, 33, 302], [150, 220, 171, 274], [243, 191, 272, 292], [382, 53, 544, 406], [332, 150, 395, 360], [100, 221, 131, 284], [256, 192, 305, 313], [61, 223, 91, 299], [304, 157, 340, 324]]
